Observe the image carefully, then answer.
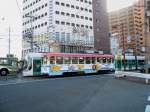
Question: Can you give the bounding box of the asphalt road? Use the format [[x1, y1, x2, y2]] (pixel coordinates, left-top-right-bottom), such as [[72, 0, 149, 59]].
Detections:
[[0, 74, 149, 112]]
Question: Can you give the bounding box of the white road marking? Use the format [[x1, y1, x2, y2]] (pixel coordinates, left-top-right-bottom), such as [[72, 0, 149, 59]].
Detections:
[[0, 79, 50, 86], [148, 96, 150, 102], [145, 105, 150, 112]]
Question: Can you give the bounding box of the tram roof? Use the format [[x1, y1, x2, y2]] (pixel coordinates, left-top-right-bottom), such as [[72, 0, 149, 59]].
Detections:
[[44, 53, 114, 58]]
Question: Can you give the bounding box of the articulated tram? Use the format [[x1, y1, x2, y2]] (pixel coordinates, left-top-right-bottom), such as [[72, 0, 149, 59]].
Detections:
[[23, 53, 115, 76]]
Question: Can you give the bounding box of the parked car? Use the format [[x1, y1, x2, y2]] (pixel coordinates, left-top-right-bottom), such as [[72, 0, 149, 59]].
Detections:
[[140, 64, 150, 73]]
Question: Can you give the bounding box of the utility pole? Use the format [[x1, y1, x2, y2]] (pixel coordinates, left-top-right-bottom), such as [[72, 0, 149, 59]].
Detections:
[[144, 0, 149, 73], [135, 34, 138, 70], [121, 23, 126, 71]]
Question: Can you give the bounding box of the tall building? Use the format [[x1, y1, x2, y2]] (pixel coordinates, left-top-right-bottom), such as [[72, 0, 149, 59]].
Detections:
[[145, 0, 150, 63], [22, 0, 94, 57], [93, 0, 110, 53], [109, 0, 145, 56]]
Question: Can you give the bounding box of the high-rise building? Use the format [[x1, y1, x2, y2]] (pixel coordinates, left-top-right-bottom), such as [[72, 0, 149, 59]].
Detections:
[[146, 0, 150, 63], [22, 0, 94, 57], [109, 0, 145, 56], [92, 0, 110, 53]]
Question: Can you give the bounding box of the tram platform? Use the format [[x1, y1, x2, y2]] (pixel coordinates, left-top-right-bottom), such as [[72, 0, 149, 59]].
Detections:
[[115, 71, 150, 84]]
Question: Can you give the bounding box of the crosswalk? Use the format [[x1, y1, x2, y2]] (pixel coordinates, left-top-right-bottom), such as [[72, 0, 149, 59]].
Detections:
[[145, 96, 150, 112]]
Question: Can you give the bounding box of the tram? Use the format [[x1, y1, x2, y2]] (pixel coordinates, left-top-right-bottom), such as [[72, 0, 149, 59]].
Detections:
[[23, 53, 115, 76], [115, 55, 145, 70]]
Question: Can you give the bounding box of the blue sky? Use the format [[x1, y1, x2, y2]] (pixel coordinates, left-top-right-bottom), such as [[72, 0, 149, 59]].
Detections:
[[0, 0, 137, 58]]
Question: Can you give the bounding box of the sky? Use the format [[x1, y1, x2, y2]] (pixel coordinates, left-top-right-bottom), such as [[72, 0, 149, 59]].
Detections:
[[0, 0, 138, 59], [107, 0, 138, 12]]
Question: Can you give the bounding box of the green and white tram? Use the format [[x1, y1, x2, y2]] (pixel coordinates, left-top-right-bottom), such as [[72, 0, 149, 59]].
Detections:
[[115, 55, 145, 71]]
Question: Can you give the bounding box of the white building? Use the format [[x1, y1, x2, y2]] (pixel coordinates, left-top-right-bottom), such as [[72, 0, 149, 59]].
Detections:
[[22, 0, 94, 57]]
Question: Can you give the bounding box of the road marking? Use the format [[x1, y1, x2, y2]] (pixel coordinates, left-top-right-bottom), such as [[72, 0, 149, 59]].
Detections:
[[0, 79, 51, 86], [145, 105, 150, 112], [148, 96, 150, 102]]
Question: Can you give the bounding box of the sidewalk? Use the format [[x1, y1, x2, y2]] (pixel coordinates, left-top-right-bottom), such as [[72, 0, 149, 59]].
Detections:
[[115, 71, 150, 84]]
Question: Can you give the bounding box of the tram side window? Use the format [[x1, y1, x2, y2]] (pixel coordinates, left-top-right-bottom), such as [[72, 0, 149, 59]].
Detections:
[[86, 57, 91, 64], [79, 57, 84, 64], [92, 57, 96, 64], [103, 58, 107, 63], [138, 60, 145, 66], [107, 58, 112, 63], [72, 57, 78, 64], [64, 57, 71, 64], [56, 56, 63, 64], [0, 59, 8, 65], [50, 56, 55, 64], [97, 58, 102, 63]]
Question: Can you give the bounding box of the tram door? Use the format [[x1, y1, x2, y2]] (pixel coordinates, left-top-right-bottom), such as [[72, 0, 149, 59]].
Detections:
[[33, 59, 42, 76]]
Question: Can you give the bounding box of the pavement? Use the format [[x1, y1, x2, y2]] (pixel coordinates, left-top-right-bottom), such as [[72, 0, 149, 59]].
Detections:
[[0, 74, 149, 112], [115, 71, 150, 84]]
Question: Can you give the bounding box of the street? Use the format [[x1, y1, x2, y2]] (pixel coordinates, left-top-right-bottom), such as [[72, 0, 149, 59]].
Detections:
[[0, 74, 149, 112]]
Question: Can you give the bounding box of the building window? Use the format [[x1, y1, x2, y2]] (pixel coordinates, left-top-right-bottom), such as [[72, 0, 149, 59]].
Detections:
[[80, 7, 84, 10], [61, 3, 65, 6], [71, 5, 74, 8], [45, 3, 47, 7], [66, 4, 70, 7], [56, 1, 59, 5], [85, 8, 88, 11], [55, 32, 60, 41], [56, 11, 59, 14], [81, 16, 84, 19], [45, 12, 47, 16], [61, 12, 65, 15], [66, 13, 70, 16], [71, 23, 75, 26], [61, 21, 65, 25], [66, 33, 70, 42], [66, 22, 70, 26], [76, 15, 79, 18], [56, 21, 60, 24], [89, 9, 92, 13], [76, 6, 79, 9], [61, 32, 65, 41], [85, 17, 88, 20], [45, 22, 47, 25], [71, 14, 75, 17]]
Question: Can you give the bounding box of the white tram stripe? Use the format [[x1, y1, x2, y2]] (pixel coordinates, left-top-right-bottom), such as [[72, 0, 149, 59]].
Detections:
[[145, 105, 150, 112]]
